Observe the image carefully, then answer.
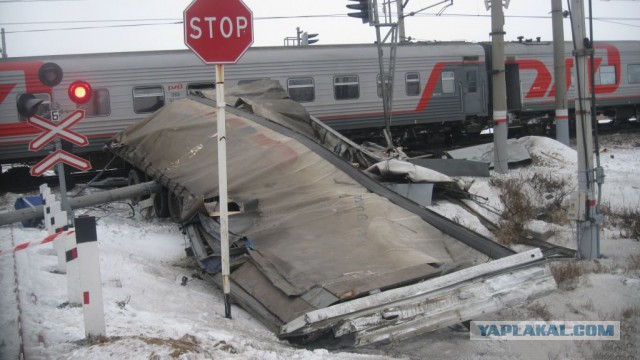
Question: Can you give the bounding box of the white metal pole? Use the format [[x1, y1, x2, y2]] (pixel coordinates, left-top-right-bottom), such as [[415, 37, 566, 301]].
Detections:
[[216, 64, 232, 319]]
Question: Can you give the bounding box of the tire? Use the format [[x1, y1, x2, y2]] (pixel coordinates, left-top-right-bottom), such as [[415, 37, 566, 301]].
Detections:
[[127, 168, 148, 205], [154, 187, 170, 219], [168, 191, 183, 223]]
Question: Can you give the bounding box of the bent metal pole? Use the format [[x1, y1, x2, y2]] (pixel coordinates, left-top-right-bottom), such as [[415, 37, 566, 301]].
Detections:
[[216, 64, 232, 319]]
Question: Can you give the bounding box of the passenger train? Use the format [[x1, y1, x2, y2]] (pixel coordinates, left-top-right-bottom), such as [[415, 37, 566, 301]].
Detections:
[[1, 40, 639, 167]]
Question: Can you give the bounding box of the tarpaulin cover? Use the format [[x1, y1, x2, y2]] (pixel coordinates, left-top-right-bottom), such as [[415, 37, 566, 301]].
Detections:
[[108, 81, 487, 323]]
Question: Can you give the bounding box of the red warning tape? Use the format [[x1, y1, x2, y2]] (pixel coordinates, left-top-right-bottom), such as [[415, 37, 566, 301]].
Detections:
[[0, 230, 75, 257]]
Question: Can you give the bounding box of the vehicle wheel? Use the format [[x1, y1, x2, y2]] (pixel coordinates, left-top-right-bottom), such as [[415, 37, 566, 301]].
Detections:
[[154, 187, 170, 218], [168, 191, 183, 223], [127, 168, 148, 205]]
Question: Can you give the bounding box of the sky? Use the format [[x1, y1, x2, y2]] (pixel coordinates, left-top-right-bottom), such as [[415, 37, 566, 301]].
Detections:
[[0, 0, 639, 58]]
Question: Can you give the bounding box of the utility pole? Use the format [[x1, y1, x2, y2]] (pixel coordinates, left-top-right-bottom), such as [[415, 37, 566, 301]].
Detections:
[[396, 0, 406, 42], [551, 0, 569, 146], [1, 28, 7, 58], [488, 0, 509, 174], [569, 0, 600, 259]]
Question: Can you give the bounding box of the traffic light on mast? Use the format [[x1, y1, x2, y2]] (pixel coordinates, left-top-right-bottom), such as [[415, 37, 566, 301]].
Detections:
[[347, 0, 372, 24], [301, 32, 319, 45]]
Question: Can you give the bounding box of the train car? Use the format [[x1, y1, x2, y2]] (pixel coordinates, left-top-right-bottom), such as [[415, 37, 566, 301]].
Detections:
[[0, 42, 488, 166], [1, 40, 639, 167], [495, 40, 640, 129]]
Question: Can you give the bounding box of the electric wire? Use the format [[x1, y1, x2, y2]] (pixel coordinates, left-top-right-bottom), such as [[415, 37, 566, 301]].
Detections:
[[2, 13, 639, 34]]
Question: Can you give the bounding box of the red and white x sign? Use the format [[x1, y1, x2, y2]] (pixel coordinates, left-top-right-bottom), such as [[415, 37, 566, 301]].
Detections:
[[30, 149, 92, 177], [28, 109, 88, 151]]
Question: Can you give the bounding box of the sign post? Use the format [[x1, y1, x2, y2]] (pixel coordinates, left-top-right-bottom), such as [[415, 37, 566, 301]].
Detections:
[[184, 0, 253, 319]]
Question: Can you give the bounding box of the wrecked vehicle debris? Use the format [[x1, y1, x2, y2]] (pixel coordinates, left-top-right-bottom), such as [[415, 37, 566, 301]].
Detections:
[[107, 81, 556, 345]]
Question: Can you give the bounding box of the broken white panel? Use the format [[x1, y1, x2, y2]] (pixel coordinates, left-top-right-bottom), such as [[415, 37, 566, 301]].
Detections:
[[281, 249, 556, 345]]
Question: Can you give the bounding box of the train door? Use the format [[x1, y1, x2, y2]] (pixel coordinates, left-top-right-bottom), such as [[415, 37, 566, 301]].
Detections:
[[505, 63, 522, 111], [461, 65, 483, 115]]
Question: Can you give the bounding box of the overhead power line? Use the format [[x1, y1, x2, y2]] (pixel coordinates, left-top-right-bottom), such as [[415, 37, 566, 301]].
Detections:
[[2, 12, 639, 34]]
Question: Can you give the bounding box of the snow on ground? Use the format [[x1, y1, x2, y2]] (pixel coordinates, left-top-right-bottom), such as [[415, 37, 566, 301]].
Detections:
[[1, 135, 639, 359]]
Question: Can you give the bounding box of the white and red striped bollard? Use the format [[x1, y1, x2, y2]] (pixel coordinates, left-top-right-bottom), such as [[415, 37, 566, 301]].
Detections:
[[75, 216, 106, 337]]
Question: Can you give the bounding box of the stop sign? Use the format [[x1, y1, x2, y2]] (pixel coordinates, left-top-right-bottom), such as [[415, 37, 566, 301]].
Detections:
[[184, 0, 254, 64]]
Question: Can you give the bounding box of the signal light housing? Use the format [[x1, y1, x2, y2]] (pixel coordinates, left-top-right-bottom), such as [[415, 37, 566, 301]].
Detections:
[[301, 32, 319, 46], [346, 0, 372, 24], [68, 81, 92, 104], [38, 62, 64, 87], [17, 93, 46, 119]]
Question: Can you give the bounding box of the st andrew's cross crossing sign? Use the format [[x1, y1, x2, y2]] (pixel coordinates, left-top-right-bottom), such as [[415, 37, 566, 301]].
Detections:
[[27, 109, 92, 176], [184, 0, 254, 64]]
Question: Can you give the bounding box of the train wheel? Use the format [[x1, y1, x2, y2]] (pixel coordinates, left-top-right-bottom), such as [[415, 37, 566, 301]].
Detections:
[[168, 191, 183, 223], [154, 187, 170, 219], [127, 168, 148, 205]]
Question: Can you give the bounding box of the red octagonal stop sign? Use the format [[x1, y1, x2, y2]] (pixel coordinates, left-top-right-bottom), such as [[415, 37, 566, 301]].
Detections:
[[184, 0, 254, 64]]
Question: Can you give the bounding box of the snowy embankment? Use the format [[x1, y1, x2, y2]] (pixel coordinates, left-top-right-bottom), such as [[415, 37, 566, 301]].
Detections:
[[1, 135, 639, 359], [0, 207, 387, 359]]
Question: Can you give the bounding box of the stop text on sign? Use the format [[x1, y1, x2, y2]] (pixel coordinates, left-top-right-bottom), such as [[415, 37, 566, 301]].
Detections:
[[183, 0, 253, 64], [188, 16, 248, 40]]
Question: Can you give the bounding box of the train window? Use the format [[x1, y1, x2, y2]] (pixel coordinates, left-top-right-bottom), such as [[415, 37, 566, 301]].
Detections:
[[629, 65, 640, 84], [466, 71, 477, 93], [376, 74, 392, 98], [187, 83, 215, 97], [188, 83, 215, 91], [79, 89, 110, 117], [17, 93, 50, 122], [334, 76, 359, 100], [596, 65, 616, 85], [287, 77, 315, 103], [442, 71, 455, 94], [405, 72, 421, 96], [133, 86, 165, 114]]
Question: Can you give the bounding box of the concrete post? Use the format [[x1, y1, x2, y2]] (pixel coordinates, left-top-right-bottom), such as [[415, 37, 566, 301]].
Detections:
[[569, 0, 600, 259], [490, 0, 509, 174], [396, 0, 406, 42], [552, 0, 570, 146], [76, 216, 106, 337]]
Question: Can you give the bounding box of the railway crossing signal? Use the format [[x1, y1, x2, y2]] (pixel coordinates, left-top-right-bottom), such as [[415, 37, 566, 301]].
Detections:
[[183, 0, 254, 64], [28, 110, 89, 151], [31, 149, 91, 177], [27, 109, 92, 176], [68, 81, 92, 104]]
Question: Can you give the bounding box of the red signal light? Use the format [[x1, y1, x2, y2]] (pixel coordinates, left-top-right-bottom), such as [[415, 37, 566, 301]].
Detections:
[[68, 81, 92, 104]]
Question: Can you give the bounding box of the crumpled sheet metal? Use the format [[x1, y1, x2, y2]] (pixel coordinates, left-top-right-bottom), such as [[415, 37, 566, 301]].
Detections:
[[108, 96, 488, 321], [107, 100, 486, 304], [108, 86, 557, 344], [366, 158, 456, 184]]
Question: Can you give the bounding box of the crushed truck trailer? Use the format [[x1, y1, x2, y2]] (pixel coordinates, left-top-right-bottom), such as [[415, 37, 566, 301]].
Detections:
[[107, 81, 556, 346]]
